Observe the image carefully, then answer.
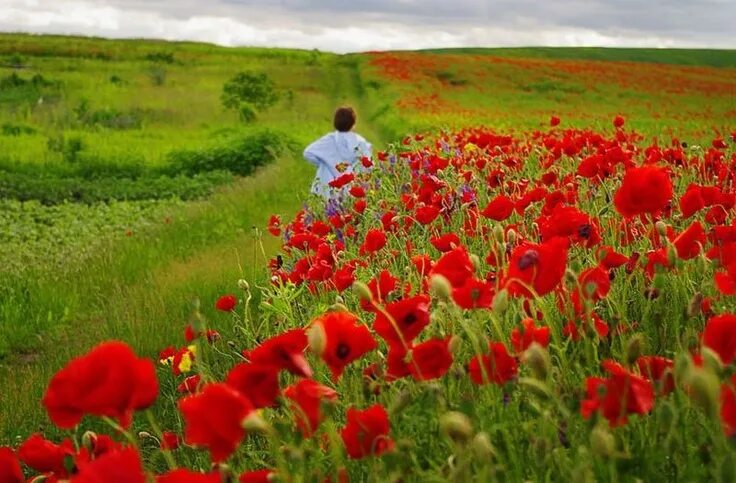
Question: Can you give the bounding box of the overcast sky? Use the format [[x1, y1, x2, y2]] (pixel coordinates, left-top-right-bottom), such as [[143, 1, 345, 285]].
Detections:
[[1, 0, 734, 53]]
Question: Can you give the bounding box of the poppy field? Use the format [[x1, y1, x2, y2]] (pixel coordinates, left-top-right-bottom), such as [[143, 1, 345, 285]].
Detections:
[[2, 35, 736, 482]]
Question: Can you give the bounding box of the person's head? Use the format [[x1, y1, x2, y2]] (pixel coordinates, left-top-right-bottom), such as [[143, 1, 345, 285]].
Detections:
[[333, 106, 356, 132]]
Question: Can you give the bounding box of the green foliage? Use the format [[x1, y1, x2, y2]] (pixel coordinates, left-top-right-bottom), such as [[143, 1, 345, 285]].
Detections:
[[221, 71, 279, 121], [0, 72, 60, 105], [165, 129, 294, 177], [147, 65, 167, 86], [144, 51, 175, 64], [1, 123, 36, 136]]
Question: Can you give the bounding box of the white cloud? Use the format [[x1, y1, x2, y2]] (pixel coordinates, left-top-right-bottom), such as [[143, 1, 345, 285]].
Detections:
[[0, 0, 732, 52]]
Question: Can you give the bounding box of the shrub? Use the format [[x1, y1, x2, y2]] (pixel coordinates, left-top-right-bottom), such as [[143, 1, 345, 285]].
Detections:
[[164, 129, 294, 177], [221, 71, 279, 122], [1, 123, 36, 136]]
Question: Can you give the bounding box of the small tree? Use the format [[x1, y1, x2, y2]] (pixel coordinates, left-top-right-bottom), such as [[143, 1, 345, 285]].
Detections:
[[221, 71, 279, 122]]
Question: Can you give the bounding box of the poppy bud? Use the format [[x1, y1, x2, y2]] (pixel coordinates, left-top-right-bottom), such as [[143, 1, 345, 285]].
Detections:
[[81, 430, 97, 452], [227, 340, 237, 349], [687, 292, 703, 318], [624, 334, 645, 366], [700, 346, 724, 373], [685, 366, 720, 420], [138, 431, 153, 440], [389, 389, 413, 415], [242, 412, 272, 434], [430, 274, 452, 301], [507, 229, 517, 244], [666, 245, 677, 266], [590, 424, 616, 458], [439, 411, 474, 444], [352, 281, 372, 301], [492, 289, 509, 315], [471, 432, 496, 461], [448, 335, 462, 355], [519, 377, 552, 399], [307, 323, 326, 355], [655, 221, 668, 236], [565, 268, 578, 284], [329, 303, 349, 312], [523, 343, 551, 380], [238, 279, 250, 292], [493, 224, 505, 243], [470, 253, 481, 272], [335, 295, 345, 305]]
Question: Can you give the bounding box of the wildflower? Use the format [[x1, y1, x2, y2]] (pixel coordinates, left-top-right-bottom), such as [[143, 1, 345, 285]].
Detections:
[[468, 342, 518, 385], [226, 363, 281, 409], [0, 447, 23, 483], [215, 294, 238, 312], [702, 314, 736, 365], [341, 405, 394, 459], [510, 318, 551, 353], [43, 341, 158, 429], [243, 328, 311, 378], [373, 295, 430, 347], [311, 311, 377, 379], [613, 166, 672, 218], [505, 237, 569, 297], [581, 360, 654, 426], [284, 379, 338, 437]]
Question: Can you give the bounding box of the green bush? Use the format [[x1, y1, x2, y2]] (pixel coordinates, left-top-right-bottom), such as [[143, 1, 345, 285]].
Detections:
[[221, 71, 279, 122], [164, 129, 294, 177], [1, 123, 36, 136]]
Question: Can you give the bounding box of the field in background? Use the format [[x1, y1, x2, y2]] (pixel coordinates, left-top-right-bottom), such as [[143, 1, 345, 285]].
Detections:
[[1, 33, 735, 453]]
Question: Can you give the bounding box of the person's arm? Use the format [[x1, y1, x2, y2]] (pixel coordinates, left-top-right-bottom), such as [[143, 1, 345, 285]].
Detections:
[[303, 138, 324, 167]]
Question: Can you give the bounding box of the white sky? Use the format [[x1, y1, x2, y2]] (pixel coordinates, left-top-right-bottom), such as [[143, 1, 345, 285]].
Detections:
[[1, 0, 734, 52]]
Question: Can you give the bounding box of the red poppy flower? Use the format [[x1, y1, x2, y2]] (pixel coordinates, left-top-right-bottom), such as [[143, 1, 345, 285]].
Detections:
[[510, 318, 551, 353], [505, 237, 569, 298], [408, 338, 454, 381], [550, 115, 561, 127], [415, 205, 441, 225], [581, 360, 654, 427], [613, 115, 625, 128], [636, 356, 675, 395], [73, 447, 145, 483], [161, 431, 180, 451], [239, 469, 276, 483], [468, 341, 518, 385], [328, 173, 355, 189], [679, 185, 706, 218], [226, 363, 281, 409], [177, 375, 201, 394], [480, 195, 515, 221], [670, 221, 705, 260], [0, 447, 23, 483], [311, 311, 377, 379], [715, 261, 736, 296], [18, 433, 74, 477], [243, 328, 311, 378], [613, 166, 672, 218], [215, 294, 238, 312], [373, 295, 430, 348], [341, 404, 394, 459], [359, 229, 387, 255], [452, 277, 494, 309], [43, 341, 158, 429], [721, 375, 736, 436], [702, 314, 736, 365], [156, 469, 221, 483], [179, 383, 254, 463], [430, 246, 475, 288], [267, 215, 281, 236], [598, 246, 628, 269], [430, 233, 461, 252], [284, 379, 338, 437], [538, 206, 600, 248]]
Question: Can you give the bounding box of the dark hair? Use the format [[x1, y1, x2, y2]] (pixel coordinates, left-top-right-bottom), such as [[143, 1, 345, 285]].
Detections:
[[333, 106, 356, 132]]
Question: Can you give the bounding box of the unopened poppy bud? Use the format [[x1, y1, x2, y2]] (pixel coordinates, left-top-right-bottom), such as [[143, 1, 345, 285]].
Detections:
[[590, 424, 615, 458], [471, 432, 496, 460], [687, 292, 703, 318], [448, 335, 462, 355], [335, 295, 345, 305], [492, 289, 509, 315], [138, 431, 152, 440], [523, 343, 551, 380], [624, 334, 645, 366], [507, 229, 517, 244], [81, 431, 97, 451], [519, 377, 552, 399], [565, 268, 578, 284], [667, 245, 677, 266], [227, 340, 237, 349], [685, 366, 720, 420], [243, 412, 272, 434], [307, 323, 326, 355], [329, 303, 349, 312], [470, 253, 481, 272], [655, 220, 668, 236], [439, 411, 474, 444], [280, 445, 303, 463], [389, 389, 413, 415], [238, 279, 250, 291], [430, 274, 452, 301], [701, 346, 724, 373], [352, 281, 372, 301], [493, 224, 505, 243]]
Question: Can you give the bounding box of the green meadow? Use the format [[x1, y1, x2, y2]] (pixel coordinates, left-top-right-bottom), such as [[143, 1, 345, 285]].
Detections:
[[1, 32, 735, 450]]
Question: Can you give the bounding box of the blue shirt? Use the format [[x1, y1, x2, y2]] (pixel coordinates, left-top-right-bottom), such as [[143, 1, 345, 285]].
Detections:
[[303, 131, 372, 198]]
